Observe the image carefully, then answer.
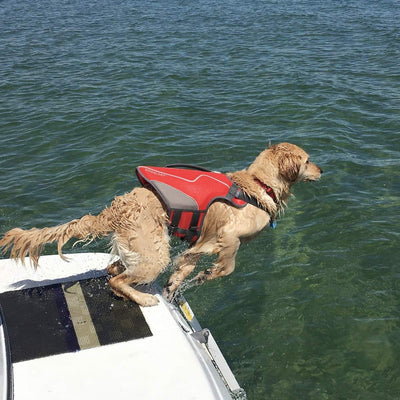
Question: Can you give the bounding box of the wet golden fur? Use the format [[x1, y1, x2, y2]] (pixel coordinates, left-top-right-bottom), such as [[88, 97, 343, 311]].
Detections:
[[0, 143, 322, 306]]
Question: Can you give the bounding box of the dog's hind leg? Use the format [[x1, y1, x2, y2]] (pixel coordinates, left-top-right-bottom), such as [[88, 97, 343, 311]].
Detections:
[[106, 187, 171, 306], [109, 216, 171, 305], [109, 233, 171, 306], [110, 272, 160, 306], [109, 240, 170, 306]]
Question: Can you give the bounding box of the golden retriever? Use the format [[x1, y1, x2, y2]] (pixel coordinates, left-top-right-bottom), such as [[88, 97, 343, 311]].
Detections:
[[0, 143, 322, 306]]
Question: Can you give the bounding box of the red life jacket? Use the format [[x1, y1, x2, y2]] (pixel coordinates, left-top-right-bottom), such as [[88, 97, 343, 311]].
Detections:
[[136, 165, 248, 243]]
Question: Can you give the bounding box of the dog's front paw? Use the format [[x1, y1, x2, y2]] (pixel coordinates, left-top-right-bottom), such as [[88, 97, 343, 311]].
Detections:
[[196, 269, 212, 285], [163, 282, 176, 302]]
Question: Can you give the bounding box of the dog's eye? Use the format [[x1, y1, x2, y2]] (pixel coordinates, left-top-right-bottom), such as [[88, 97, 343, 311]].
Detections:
[[305, 159, 310, 165]]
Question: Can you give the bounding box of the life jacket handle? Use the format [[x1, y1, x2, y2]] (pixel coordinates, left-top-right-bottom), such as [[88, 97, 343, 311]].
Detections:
[[165, 164, 212, 172]]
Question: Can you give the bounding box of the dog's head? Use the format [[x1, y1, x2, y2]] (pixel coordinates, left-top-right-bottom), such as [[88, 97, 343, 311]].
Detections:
[[271, 142, 322, 183], [249, 142, 322, 186]]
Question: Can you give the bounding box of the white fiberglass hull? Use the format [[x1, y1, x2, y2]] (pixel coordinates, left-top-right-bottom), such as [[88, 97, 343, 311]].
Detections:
[[0, 253, 245, 400]]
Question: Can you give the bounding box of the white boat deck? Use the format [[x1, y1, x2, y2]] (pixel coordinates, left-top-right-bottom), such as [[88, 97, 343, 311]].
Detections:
[[0, 253, 246, 400]]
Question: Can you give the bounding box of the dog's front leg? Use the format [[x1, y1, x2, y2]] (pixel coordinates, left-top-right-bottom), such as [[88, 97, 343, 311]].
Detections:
[[163, 252, 201, 300], [195, 236, 240, 285]]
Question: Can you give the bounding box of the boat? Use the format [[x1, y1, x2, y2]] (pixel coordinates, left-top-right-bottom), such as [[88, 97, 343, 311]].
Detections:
[[0, 253, 246, 400]]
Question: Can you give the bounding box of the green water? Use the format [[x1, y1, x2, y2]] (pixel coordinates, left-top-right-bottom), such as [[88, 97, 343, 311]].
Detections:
[[1, 1, 399, 398]]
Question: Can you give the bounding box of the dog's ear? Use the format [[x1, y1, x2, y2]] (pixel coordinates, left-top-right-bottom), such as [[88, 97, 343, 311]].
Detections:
[[270, 144, 301, 182], [278, 153, 301, 182]]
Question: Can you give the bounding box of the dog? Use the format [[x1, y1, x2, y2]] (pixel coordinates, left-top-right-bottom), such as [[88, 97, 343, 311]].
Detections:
[[0, 143, 322, 306]]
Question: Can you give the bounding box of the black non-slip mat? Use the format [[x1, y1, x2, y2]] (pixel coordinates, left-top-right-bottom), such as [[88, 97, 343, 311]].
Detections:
[[0, 276, 152, 363], [78, 278, 153, 344], [0, 284, 78, 363]]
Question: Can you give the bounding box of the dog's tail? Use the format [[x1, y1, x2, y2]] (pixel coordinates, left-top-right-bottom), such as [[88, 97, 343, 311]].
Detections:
[[0, 212, 113, 267]]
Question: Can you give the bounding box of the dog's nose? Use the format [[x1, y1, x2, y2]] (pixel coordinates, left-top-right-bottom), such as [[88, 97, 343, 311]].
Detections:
[[319, 168, 323, 174]]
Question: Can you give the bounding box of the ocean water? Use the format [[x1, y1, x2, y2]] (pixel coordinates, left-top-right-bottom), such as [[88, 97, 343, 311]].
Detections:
[[1, 0, 399, 398]]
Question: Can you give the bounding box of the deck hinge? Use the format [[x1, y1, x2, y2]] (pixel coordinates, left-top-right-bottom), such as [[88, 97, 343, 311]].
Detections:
[[191, 328, 210, 344]]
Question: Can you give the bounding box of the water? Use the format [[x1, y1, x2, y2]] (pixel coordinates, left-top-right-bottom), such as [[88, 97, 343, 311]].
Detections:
[[1, 0, 399, 398]]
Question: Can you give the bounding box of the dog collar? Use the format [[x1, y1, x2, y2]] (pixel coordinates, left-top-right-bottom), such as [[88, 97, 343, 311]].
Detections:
[[254, 178, 278, 205], [253, 178, 278, 229]]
